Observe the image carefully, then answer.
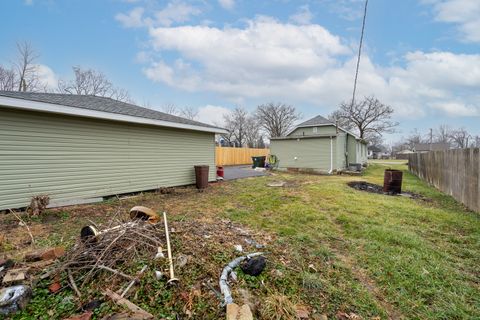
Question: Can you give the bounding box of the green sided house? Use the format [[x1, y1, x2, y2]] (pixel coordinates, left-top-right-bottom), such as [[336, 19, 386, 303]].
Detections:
[[270, 115, 368, 173], [0, 91, 226, 210]]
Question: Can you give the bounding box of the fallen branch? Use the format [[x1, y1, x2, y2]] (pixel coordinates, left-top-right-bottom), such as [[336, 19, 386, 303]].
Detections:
[[9, 209, 35, 245], [67, 269, 82, 298]]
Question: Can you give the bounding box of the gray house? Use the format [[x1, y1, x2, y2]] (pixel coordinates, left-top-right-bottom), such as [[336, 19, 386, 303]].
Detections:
[[0, 91, 225, 210], [270, 115, 367, 173]]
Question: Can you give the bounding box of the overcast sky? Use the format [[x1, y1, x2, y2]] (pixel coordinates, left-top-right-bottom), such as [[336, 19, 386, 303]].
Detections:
[[1, 0, 479, 143]]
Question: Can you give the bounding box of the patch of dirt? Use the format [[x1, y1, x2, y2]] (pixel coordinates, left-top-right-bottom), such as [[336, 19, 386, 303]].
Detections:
[[347, 181, 428, 200]]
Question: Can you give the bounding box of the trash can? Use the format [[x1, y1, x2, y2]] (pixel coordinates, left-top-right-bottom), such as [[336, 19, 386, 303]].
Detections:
[[194, 165, 209, 189], [252, 156, 266, 168], [383, 169, 403, 193]]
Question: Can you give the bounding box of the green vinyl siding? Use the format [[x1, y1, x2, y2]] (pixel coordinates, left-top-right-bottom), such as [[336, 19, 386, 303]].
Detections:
[[270, 137, 336, 172], [288, 125, 337, 136], [336, 133, 347, 169], [0, 108, 216, 210], [347, 135, 357, 164]]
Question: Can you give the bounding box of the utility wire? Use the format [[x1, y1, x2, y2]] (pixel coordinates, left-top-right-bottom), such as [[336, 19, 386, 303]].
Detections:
[[351, 0, 369, 107]]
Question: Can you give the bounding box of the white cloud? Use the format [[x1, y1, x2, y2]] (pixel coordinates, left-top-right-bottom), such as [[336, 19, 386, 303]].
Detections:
[[36, 64, 58, 90], [115, 7, 145, 28], [197, 105, 231, 125], [430, 101, 480, 116], [289, 5, 313, 25], [24, 0, 33, 5], [427, 0, 480, 43], [218, 0, 235, 10], [153, 1, 201, 27], [136, 15, 480, 119], [115, 1, 201, 28]]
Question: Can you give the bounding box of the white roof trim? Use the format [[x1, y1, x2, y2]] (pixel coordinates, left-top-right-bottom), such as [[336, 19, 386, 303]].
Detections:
[[0, 96, 227, 134], [287, 122, 361, 140]]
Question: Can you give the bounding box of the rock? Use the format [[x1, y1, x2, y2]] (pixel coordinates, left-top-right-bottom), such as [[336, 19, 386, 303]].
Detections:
[[267, 181, 286, 187], [240, 256, 266, 276], [226, 303, 253, 320], [0, 285, 32, 315], [25, 247, 65, 262], [271, 269, 284, 278], [49, 281, 61, 293], [176, 254, 190, 268], [234, 245, 243, 252], [2, 268, 27, 284], [80, 299, 103, 311]]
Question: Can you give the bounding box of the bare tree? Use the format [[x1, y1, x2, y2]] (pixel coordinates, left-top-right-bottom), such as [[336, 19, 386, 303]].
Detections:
[[223, 107, 249, 147], [449, 128, 471, 149], [331, 96, 398, 139], [14, 41, 40, 92], [58, 66, 132, 102], [0, 66, 16, 91], [179, 106, 198, 120], [244, 116, 261, 148], [161, 103, 179, 115], [256, 102, 300, 138], [434, 125, 452, 145]]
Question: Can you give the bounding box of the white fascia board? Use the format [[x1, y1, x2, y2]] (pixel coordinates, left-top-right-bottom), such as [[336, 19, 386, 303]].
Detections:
[[287, 123, 360, 139], [0, 96, 227, 134]]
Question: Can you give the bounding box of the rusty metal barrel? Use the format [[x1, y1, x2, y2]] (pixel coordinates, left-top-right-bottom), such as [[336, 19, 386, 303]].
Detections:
[[194, 165, 209, 189], [383, 169, 403, 193]]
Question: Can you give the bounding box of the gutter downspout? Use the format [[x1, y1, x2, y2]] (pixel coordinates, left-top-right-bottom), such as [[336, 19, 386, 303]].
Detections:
[[329, 136, 333, 174]]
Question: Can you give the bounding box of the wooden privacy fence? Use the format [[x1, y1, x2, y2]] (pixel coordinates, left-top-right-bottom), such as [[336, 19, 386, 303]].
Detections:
[[215, 147, 270, 166], [409, 148, 480, 213]]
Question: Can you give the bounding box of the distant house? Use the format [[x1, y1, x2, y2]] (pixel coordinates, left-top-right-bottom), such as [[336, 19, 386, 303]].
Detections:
[[270, 115, 368, 173], [0, 91, 226, 210], [368, 145, 390, 159], [413, 143, 450, 153], [395, 149, 414, 160]]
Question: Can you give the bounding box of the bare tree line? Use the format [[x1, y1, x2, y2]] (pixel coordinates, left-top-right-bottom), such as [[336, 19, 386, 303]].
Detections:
[[395, 125, 480, 151], [0, 41, 132, 102]]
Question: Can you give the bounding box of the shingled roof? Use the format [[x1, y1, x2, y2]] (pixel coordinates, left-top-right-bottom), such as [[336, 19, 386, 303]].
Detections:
[[296, 115, 333, 127], [0, 91, 223, 132]]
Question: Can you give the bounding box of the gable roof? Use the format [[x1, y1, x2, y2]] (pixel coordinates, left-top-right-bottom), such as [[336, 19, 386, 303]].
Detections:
[[288, 114, 364, 141], [413, 142, 450, 152], [0, 91, 225, 133], [296, 115, 333, 127]]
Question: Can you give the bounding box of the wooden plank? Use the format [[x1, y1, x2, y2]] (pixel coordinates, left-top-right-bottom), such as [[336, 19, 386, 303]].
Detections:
[[104, 289, 153, 319]]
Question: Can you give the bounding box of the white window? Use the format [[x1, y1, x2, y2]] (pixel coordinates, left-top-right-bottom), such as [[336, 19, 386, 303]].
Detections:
[[312, 127, 318, 133]]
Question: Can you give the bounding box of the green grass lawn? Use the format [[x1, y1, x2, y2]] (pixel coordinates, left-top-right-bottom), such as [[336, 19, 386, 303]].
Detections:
[[3, 163, 479, 319], [218, 163, 480, 319]]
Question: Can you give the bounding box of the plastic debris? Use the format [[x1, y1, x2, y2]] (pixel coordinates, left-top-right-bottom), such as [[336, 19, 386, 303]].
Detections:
[[154, 271, 163, 280], [219, 252, 263, 305], [0, 285, 32, 315], [240, 256, 266, 276]]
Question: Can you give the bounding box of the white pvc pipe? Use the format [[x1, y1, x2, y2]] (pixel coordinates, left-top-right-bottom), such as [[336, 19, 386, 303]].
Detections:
[[329, 137, 333, 174]]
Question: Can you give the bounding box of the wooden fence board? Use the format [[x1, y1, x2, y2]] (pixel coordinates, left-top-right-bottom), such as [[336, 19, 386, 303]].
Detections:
[[215, 147, 270, 166], [409, 148, 480, 213]]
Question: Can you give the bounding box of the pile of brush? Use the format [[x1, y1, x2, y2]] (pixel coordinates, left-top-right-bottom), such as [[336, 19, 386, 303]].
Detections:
[[45, 207, 166, 296]]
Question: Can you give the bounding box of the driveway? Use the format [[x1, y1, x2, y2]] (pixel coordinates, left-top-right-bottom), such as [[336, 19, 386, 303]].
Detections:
[[223, 165, 267, 180]]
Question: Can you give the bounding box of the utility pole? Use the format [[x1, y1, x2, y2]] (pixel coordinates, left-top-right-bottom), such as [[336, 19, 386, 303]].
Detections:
[[429, 128, 433, 150]]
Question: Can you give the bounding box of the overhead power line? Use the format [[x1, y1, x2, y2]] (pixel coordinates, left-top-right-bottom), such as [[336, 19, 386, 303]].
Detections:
[[351, 0, 369, 107]]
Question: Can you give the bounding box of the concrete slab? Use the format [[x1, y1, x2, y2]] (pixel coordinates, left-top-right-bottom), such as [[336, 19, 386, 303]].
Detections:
[[223, 166, 267, 180]]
